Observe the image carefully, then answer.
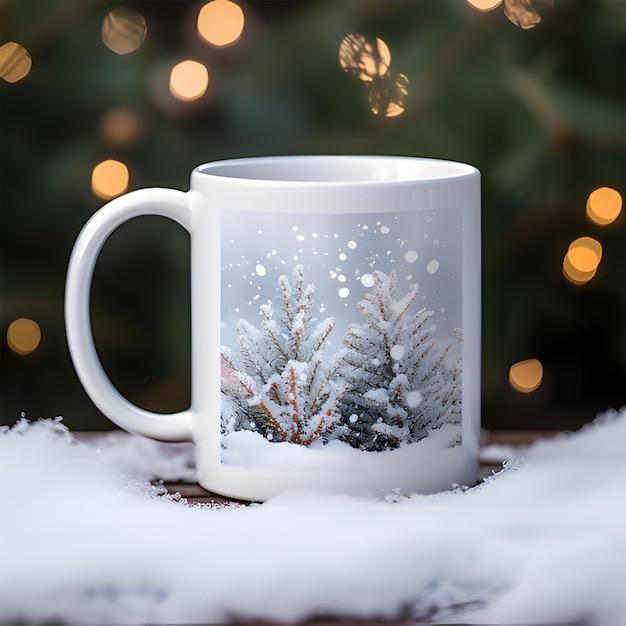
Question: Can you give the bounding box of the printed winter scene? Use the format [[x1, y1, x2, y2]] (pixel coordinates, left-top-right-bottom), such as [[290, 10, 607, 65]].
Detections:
[[219, 208, 463, 468]]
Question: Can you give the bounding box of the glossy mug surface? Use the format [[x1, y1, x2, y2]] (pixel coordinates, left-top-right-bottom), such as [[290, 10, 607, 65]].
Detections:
[[65, 155, 481, 501]]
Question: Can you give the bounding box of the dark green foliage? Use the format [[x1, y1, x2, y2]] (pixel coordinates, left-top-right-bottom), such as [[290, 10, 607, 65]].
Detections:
[[1, 0, 624, 430]]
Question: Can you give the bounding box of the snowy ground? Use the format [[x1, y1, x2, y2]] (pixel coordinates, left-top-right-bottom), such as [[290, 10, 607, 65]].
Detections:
[[220, 425, 466, 497], [1, 407, 625, 625]]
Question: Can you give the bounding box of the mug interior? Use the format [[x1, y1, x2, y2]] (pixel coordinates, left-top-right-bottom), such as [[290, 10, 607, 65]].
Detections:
[[195, 155, 476, 184]]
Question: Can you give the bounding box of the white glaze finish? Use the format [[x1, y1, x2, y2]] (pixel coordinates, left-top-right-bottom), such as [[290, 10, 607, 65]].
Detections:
[[66, 156, 480, 500]]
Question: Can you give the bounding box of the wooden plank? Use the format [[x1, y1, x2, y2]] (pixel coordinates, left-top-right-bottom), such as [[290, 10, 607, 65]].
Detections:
[[481, 429, 560, 446], [162, 482, 248, 506]]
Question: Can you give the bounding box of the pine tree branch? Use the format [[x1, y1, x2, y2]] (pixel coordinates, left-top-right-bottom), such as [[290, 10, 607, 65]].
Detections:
[[236, 322, 274, 384], [221, 351, 235, 370], [278, 274, 295, 329], [305, 358, 322, 415], [292, 320, 303, 362], [394, 286, 419, 322], [302, 407, 333, 447], [312, 318, 335, 353], [261, 319, 289, 365], [391, 378, 404, 408], [286, 364, 302, 444], [237, 377, 288, 442]]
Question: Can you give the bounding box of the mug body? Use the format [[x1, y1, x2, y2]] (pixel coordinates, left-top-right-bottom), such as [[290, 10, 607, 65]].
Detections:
[[189, 156, 480, 500]]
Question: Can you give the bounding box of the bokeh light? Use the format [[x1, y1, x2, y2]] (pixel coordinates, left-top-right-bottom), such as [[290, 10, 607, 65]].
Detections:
[[169, 60, 209, 101], [562, 236, 602, 285], [197, 0, 245, 48], [504, 0, 552, 30], [509, 358, 543, 393], [466, 0, 503, 11], [368, 71, 409, 117], [91, 159, 130, 200], [586, 187, 623, 226], [339, 34, 407, 118], [0, 42, 32, 83], [339, 34, 391, 83], [102, 7, 147, 55], [7, 318, 41, 356], [100, 108, 142, 147]]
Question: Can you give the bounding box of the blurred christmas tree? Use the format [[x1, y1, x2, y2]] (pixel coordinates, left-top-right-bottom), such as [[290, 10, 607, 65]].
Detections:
[[1, 0, 624, 430]]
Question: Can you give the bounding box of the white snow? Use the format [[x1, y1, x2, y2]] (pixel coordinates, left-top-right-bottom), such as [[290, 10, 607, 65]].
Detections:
[[81, 428, 196, 482], [221, 426, 463, 496], [1, 408, 625, 625], [361, 273, 375, 287], [406, 389, 423, 408], [363, 388, 389, 404], [427, 259, 440, 274], [390, 344, 405, 360]]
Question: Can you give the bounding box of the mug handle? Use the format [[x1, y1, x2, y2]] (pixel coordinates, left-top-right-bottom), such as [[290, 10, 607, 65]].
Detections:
[[65, 188, 193, 442]]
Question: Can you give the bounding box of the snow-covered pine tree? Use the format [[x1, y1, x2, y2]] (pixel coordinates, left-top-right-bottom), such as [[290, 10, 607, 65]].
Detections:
[[408, 326, 462, 447], [220, 363, 273, 439], [431, 327, 463, 446], [221, 370, 249, 436], [221, 265, 346, 446], [338, 270, 461, 451]]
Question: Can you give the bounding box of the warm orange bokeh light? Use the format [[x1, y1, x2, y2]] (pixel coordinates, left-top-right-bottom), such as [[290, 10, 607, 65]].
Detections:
[[586, 187, 623, 226], [382, 103, 405, 118], [562, 237, 602, 285], [369, 71, 409, 117], [466, 0, 503, 11], [197, 0, 245, 47], [0, 42, 32, 83], [102, 7, 147, 55], [100, 108, 142, 147], [169, 60, 209, 101], [7, 318, 41, 356], [563, 255, 597, 285], [339, 34, 391, 83], [568, 246, 598, 273], [509, 358, 543, 393], [505, 0, 551, 29], [91, 159, 130, 200]]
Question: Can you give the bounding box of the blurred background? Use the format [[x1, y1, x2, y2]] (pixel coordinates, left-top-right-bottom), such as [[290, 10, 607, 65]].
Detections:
[[1, 0, 624, 433]]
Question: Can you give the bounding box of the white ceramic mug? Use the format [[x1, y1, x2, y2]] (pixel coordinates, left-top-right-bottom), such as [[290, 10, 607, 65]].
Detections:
[[66, 155, 481, 501]]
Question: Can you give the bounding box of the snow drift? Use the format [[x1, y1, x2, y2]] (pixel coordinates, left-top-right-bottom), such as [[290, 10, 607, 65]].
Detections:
[[1, 407, 625, 624]]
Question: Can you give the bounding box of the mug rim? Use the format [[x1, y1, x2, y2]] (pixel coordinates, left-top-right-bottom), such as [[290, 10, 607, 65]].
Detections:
[[193, 155, 478, 186]]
